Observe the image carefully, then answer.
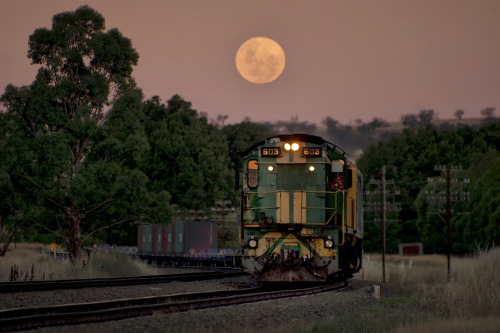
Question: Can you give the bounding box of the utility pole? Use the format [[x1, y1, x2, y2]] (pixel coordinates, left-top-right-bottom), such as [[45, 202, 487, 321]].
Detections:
[[426, 165, 469, 279], [445, 168, 451, 278], [381, 165, 387, 283], [365, 165, 401, 283]]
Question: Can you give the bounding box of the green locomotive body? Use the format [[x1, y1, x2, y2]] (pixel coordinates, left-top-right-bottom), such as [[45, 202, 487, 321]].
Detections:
[[240, 134, 363, 282]]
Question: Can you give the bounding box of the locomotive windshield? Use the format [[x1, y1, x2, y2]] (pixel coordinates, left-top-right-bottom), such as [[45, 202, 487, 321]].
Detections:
[[247, 160, 258, 188]]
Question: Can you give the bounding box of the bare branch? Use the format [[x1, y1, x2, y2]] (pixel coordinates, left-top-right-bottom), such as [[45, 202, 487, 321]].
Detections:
[[17, 211, 69, 245], [85, 196, 115, 214], [14, 166, 67, 212], [81, 217, 135, 244]]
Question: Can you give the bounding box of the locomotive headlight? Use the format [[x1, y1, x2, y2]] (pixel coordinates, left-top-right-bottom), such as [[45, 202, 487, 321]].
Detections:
[[309, 165, 315, 172], [248, 237, 258, 248], [284, 142, 300, 151], [324, 236, 334, 249], [267, 165, 274, 172]]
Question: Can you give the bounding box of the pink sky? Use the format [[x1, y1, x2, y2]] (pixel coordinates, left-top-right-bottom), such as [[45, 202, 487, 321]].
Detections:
[[1, 0, 499, 125]]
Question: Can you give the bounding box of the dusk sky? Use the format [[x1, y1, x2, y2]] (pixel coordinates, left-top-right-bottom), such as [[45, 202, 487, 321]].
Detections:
[[1, 0, 499, 125]]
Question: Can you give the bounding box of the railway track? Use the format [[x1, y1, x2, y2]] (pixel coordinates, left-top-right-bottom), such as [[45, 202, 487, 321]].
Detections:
[[0, 280, 348, 332], [0, 269, 246, 293]]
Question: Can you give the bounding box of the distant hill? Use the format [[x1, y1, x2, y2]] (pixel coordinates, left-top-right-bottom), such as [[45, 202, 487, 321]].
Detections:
[[433, 117, 486, 126], [374, 117, 493, 136]]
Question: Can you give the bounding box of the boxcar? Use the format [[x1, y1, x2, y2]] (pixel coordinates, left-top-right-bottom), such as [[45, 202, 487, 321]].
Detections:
[[137, 221, 218, 256]]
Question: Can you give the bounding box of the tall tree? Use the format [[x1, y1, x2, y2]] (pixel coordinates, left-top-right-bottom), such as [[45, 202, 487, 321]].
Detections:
[[454, 109, 465, 120], [0, 6, 165, 260], [0, 112, 23, 255], [222, 120, 271, 169], [143, 95, 234, 210], [480, 107, 496, 119]]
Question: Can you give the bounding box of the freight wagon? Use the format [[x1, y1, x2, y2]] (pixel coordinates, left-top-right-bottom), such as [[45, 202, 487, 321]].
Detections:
[[136, 221, 239, 266]]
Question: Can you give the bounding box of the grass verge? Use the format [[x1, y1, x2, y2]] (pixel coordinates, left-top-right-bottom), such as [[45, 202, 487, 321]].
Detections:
[[0, 243, 161, 281], [266, 247, 500, 333]]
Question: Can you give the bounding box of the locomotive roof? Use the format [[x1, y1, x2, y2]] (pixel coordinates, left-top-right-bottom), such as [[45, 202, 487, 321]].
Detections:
[[242, 133, 349, 157]]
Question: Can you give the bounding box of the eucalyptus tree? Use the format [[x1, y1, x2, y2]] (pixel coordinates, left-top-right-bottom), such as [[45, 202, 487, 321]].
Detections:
[[0, 6, 166, 260], [143, 95, 234, 210], [0, 113, 24, 255], [222, 120, 271, 170]]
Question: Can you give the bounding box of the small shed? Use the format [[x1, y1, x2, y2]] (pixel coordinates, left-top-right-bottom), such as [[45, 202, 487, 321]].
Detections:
[[398, 242, 423, 256]]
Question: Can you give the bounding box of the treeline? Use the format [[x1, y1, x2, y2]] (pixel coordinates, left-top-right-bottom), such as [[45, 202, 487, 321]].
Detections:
[[261, 113, 499, 254], [357, 121, 499, 254], [0, 6, 498, 259]]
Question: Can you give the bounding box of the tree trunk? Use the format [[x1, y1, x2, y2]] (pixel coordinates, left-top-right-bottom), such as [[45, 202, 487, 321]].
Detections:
[[0, 230, 16, 257], [67, 211, 82, 262]]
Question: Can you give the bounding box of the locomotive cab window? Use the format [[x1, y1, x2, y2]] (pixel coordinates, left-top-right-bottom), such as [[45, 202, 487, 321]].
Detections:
[[247, 160, 259, 188], [331, 160, 344, 173]]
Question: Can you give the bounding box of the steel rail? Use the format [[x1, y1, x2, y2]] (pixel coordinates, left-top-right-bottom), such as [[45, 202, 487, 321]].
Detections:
[[0, 269, 247, 293], [0, 280, 348, 331]]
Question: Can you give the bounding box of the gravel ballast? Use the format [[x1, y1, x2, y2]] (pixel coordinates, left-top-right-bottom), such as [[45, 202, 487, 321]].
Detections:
[[1, 273, 383, 333]]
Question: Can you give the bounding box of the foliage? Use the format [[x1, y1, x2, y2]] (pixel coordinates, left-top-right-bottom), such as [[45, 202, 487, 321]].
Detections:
[[0, 6, 164, 260], [401, 109, 437, 130], [142, 95, 234, 210], [358, 121, 499, 254], [319, 116, 392, 157], [264, 115, 318, 135], [453, 150, 499, 253], [221, 120, 271, 169]]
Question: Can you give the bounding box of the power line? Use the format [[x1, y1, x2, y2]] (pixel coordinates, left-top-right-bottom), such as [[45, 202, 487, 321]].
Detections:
[[426, 165, 470, 279], [364, 165, 401, 283]]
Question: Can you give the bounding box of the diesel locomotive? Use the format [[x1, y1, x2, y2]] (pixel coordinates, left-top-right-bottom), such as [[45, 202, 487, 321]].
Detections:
[[239, 134, 363, 282]]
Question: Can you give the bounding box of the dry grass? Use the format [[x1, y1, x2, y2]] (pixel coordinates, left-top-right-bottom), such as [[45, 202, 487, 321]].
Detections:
[[0, 243, 162, 281], [360, 248, 500, 317], [267, 247, 500, 333], [391, 316, 500, 333], [359, 253, 450, 286], [2, 243, 498, 333], [362, 248, 498, 333]]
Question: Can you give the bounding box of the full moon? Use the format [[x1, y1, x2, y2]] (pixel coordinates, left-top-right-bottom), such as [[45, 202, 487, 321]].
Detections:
[[235, 37, 286, 84]]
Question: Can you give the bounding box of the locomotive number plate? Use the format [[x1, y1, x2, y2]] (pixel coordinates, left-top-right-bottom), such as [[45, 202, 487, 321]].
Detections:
[[261, 147, 282, 156], [302, 147, 322, 156]]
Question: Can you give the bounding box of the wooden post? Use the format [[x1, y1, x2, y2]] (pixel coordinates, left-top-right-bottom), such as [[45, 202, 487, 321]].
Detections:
[[373, 285, 381, 299]]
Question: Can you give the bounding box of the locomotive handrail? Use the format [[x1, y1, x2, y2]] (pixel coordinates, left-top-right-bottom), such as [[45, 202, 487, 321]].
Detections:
[[245, 206, 337, 211], [243, 189, 343, 225], [245, 206, 279, 210], [244, 189, 343, 209], [244, 189, 343, 195]]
